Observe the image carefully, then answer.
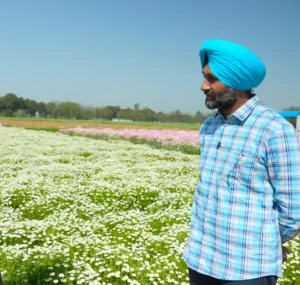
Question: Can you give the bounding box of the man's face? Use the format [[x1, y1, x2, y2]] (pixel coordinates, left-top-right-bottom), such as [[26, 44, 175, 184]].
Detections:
[[201, 64, 237, 110]]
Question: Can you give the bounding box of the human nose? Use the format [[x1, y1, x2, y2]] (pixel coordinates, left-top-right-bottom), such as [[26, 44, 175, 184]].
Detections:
[[201, 78, 211, 92]]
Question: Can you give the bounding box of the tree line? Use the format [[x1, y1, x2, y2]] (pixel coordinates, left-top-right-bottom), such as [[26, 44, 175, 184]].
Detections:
[[0, 93, 213, 123], [1, 93, 299, 125]]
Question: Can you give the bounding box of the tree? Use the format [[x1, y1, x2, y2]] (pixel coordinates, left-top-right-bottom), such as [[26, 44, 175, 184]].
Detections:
[[95, 106, 114, 120], [56, 102, 81, 119], [24, 99, 37, 117], [95, 106, 120, 120], [0, 97, 7, 112], [46, 102, 59, 118], [193, 110, 205, 123], [136, 107, 156, 122], [167, 110, 183, 122], [283, 106, 300, 111], [80, 106, 95, 120], [36, 102, 48, 117], [134, 103, 140, 112], [155, 112, 165, 122], [2, 109, 14, 117], [0, 93, 217, 123], [2, 93, 23, 112], [14, 109, 27, 117], [116, 108, 134, 120]]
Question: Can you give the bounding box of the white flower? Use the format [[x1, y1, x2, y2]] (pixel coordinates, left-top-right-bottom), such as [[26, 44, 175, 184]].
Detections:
[[0, 127, 201, 284]]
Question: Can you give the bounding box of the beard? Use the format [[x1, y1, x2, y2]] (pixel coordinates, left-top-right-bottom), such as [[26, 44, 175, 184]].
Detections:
[[205, 87, 237, 110]]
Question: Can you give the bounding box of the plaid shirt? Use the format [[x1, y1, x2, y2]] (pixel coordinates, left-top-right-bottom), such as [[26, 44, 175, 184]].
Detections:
[[183, 96, 300, 280]]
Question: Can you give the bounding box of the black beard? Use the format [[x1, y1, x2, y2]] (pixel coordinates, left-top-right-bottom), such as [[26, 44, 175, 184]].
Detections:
[[205, 87, 237, 110]]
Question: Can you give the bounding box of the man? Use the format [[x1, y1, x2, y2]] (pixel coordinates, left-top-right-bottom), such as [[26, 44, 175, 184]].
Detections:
[[183, 39, 300, 285]]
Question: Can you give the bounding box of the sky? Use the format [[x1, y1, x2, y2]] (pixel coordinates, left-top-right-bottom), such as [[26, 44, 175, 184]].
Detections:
[[0, 0, 299, 115]]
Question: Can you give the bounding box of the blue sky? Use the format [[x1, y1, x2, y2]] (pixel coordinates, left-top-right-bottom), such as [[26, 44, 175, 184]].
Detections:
[[0, 0, 299, 114]]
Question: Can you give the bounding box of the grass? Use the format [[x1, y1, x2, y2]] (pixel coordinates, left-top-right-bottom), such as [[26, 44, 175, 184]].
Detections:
[[26, 127, 60, 132], [0, 116, 201, 130]]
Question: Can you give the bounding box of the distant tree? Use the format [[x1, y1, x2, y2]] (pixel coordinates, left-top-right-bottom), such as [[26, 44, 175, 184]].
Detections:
[[2, 93, 22, 112], [155, 111, 165, 122], [116, 108, 135, 120], [36, 102, 48, 117], [56, 102, 82, 119], [45, 102, 59, 118], [108, 106, 121, 119], [167, 109, 184, 122], [134, 107, 156, 122], [0, 97, 7, 112], [95, 106, 120, 120], [193, 110, 205, 123], [14, 109, 27, 117], [0, 93, 218, 123], [2, 109, 14, 117], [283, 106, 300, 111], [134, 103, 140, 112], [95, 106, 114, 120], [23, 99, 37, 117], [80, 106, 95, 120]]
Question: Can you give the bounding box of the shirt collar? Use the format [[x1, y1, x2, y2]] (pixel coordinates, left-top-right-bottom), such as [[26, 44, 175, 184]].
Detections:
[[215, 96, 259, 122]]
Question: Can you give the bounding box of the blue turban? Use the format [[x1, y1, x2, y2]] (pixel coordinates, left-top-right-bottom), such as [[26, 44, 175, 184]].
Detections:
[[199, 39, 266, 90]]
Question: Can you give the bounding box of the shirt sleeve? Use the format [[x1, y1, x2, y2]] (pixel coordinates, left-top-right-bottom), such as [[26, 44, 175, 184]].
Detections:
[[266, 126, 300, 244]]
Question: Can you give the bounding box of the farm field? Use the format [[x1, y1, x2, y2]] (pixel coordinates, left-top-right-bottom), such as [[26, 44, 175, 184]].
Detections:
[[60, 127, 200, 155], [0, 127, 199, 285], [0, 126, 299, 284], [0, 117, 201, 130]]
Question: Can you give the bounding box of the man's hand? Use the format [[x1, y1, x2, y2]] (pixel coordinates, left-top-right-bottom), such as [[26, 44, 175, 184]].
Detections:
[[282, 245, 291, 262]]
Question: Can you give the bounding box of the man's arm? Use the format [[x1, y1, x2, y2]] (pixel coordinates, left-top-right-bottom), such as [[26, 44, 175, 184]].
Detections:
[[266, 126, 300, 244]]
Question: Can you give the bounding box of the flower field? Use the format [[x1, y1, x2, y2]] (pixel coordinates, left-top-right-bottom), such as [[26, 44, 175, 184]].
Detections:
[[0, 126, 299, 285], [60, 128, 200, 155], [0, 127, 199, 285], [60, 128, 199, 148]]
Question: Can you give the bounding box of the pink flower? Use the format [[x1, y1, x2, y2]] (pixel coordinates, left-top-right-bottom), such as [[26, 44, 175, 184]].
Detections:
[[60, 127, 200, 147]]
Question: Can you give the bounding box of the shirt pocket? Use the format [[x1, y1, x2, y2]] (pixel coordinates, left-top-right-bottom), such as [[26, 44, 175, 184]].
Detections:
[[219, 149, 260, 183], [232, 154, 257, 183], [227, 151, 265, 190]]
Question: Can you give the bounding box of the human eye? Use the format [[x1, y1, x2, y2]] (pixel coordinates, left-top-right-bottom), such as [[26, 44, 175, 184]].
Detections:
[[206, 75, 218, 84]]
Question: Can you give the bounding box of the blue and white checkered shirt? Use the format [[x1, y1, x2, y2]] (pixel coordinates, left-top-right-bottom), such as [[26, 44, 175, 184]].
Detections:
[[183, 96, 300, 280]]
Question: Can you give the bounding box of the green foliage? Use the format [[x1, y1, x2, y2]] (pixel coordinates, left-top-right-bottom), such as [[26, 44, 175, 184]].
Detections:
[[1, 109, 14, 117], [7, 189, 32, 209], [26, 127, 60, 132], [80, 106, 95, 120], [0, 127, 199, 284], [79, 151, 92, 158], [128, 137, 200, 155], [66, 132, 200, 155], [0, 93, 214, 123], [0, 93, 299, 126], [56, 102, 82, 119], [1, 254, 73, 285], [95, 106, 120, 120], [13, 109, 27, 117]]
